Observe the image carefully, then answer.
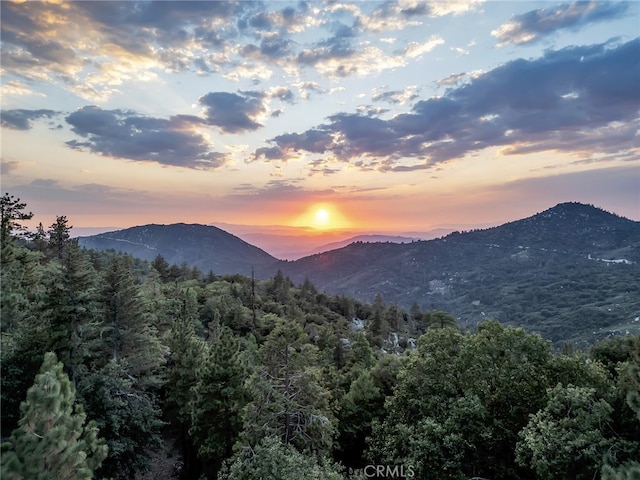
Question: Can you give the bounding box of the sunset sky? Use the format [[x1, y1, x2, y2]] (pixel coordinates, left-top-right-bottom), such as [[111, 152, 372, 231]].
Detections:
[[1, 0, 639, 238]]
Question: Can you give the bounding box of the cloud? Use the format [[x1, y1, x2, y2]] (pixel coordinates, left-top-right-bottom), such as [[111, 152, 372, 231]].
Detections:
[[30, 178, 59, 187], [0, 0, 462, 100], [372, 86, 420, 104], [0, 109, 58, 130], [252, 38, 640, 170], [199, 91, 267, 133], [0, 80, 45, 97], [65, 106, 229, 169], [492, 1, 629, 47], [0, 160, 23, 175]]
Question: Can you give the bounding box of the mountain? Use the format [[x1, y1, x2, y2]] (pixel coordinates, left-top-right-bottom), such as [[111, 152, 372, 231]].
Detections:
[[78, 203, 640, 345], [305, 234, 421, 256], [213, 223, 452, 260], [78, 223, 279, 276], [280, 202, 640, 345]]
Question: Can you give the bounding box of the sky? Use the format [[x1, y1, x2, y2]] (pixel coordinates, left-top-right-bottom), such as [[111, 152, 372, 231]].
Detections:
[[1, 0, 639, 241]]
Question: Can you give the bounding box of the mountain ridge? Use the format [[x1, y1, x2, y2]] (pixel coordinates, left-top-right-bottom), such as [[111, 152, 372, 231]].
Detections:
[[279, 202, 640, 344], [78, 222, 279, 276], [78, 202, 640, 344]]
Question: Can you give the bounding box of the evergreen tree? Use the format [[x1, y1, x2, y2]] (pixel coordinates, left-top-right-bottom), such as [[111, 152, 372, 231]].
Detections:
[[165, 291, 208, 476], [425, 310, 458, 329], [101, 255, 166, 388], [336, 370, 384, 469], [42, 242, 103, 386], [241, 319, 335, 456], [47, 215, 72, 260], [1, 352, 107, 480], [0, 193, 33, 249], [32, 222, 49, 254], [367, 294, 386, 346], [189, 326, 248, 477], [76, 361, 164, 479]]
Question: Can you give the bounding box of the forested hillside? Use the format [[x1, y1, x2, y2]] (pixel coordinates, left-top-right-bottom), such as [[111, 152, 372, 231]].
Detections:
[[1, 194, 639, 480], [283, 203, 640, 346]]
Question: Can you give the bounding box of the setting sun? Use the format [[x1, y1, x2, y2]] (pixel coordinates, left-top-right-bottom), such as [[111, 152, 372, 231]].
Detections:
[[314, 208, 330, 227], [290, 203, 352, 230]]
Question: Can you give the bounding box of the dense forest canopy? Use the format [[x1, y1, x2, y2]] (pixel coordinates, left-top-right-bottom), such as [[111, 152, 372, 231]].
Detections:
[[1, 193, 639, 480]]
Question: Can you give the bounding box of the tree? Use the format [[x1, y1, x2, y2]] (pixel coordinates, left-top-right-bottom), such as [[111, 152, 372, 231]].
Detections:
[[425, 310, 458, 329], [151, 254, 170, 281], [100, 255, 166, 388], [219, 436, 344, 480], [47, 215, 72, 260], [367, 294, 386, 346], [32, 222, 48, 254], [369, 320, 554, 480], [76, 361, 164, 479], [240, 319, 335, 456], [1, 352, 107, 480], [516, 384, 614, 480], [0, 193, 33, 249], [42, 242, 104, 387], [165, 291, 208, 477], [336, 370, 384, 469], [189, 326, 248, 477]]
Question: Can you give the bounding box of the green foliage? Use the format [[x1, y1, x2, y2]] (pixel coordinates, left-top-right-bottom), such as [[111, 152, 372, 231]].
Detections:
[[0, 193, 33, 249], [166, 292, 207, 424], [47, 215, 72, 260], [1, 352, 107, 480], [369, 321, 555, 479], [240, 319, 335, 456], [219, 436, 344, 480], [189, 326, 248, 477], [336, 370, 384, 469], [2, 197, 638, 480], [76, 361, 163, 479], [516, 384, 613, 479], [100, 255, 167, 388]]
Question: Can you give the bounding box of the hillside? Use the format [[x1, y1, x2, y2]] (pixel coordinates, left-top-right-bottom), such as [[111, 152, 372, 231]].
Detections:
[[281, 203, 640, 345], [77, 203, 640, 345], [78, 223, 279, 276], [306, 234, 420, 256]]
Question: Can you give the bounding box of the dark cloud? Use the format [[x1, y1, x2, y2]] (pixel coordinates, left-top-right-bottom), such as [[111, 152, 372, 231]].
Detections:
[[199, 91, 266, 133], [296, 24, 357, 71], [1, 109, 58, 130], [65, 106, 228, 169], [253, 38, 640, 169], [0, 0, 248, 81], [269, 87, 294, 103], [493, 1, 629, 46]]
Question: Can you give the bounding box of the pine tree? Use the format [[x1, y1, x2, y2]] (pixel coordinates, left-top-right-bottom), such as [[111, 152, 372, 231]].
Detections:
[[76, 361, 164, 479], [241, 319, 335, 456], [47, 215, 72, 260], [42, 242, 103, 386], [1, 352, 107, 480], [189, 326, 248, 477], [101, 255, 166, 388], [0, 193, 33, 249]]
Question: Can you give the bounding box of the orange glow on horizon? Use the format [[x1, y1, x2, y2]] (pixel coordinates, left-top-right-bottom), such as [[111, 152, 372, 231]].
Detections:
[[290, 202, 352, 230]]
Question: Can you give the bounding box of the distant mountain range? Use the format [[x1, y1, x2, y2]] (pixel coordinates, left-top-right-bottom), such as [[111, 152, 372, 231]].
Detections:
[[211, 223, 453, 260], [79, 202, 640, 345], [78, 223, 279, 277]]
